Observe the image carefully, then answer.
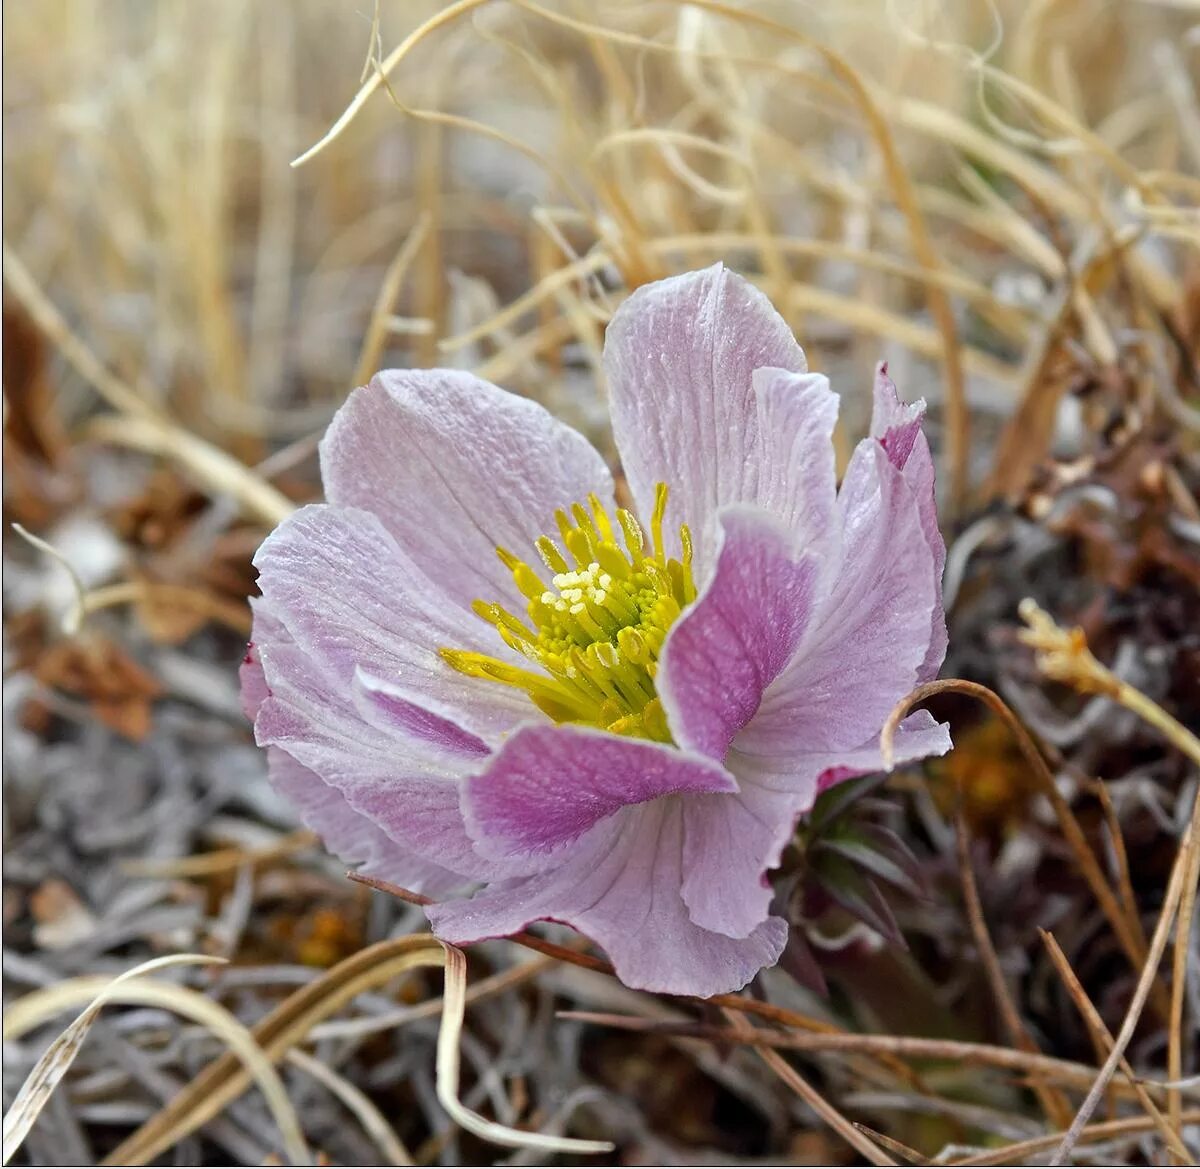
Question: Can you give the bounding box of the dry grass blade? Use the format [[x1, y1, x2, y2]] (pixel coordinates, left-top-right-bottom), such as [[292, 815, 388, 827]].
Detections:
[[943, 1109, 1200, 1167], [881, 678, 1170, 1018], [3, 246, 294, 527], [77, 581, 252, 637], [1019, 601, 1200, 1161], [1039, 930, 1191, 1162], [120, 830, 317, 879], [1, 244, 159, 422], [2, 955, 213, 1164], [436, 943, 614, 1155], [8, 524, 88, 635], [86, 414, 294, 529], [100, 935, 613, 1165], [1049, 788, 1200, 1163], [1094, 782, 1145, 944], [351, 212, 431, 389], [719, 1006, 897, 1166], [285, 1048, 413, 1166], [954, 809, 1073, 1128], [554, 1011, 1182, 1099], [100, 936, 447, 1166], [1170, 835, 1200, 1160], [2, 955, 311, 1167], [853, 1123, 926, 1164], [309, 953, 555, 1041]]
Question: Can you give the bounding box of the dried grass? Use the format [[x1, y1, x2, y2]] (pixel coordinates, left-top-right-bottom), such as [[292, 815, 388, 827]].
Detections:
[[4, 0, 1198, 1164]]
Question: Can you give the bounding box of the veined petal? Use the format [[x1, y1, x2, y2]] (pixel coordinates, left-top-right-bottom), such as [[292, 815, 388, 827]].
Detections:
[[429, 802, 788, 997], [658, 506, 818, 762], [254, 639, 526, 885], [254, 504, 532, 746], [603, 264, 807, 564], [266, 746, 469, 897], [870, 364, 947, 683], [681, 784, 800, 938], [353, 669, 489, 761], [692, 714, 950, 927], [870, 363, 925, 467], [752, 368, 840, 559], [731, 710, 953, 804], [247, 623, 455, 886], [246, 600, 484, 772], [320, 369, 615, 613], [240, 606, 279, 722], [463, 724, 737, 860], [737, 439, 939, 761], [813, 709, 952, 796]]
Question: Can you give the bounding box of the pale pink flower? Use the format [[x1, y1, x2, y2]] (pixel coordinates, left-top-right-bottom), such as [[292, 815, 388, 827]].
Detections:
[[242, 265, 949, 996]]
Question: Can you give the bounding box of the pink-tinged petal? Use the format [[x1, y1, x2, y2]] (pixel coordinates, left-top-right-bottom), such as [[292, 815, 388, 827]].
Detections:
[[353, 669, 488, 760], [658, 507, 818, 761], [240, 644, 269, 722], [240, 599, 289, 721], [254, 639, 525, 885], [320, 370, 615, 613], [266, 746, 468, 896], [429, 802, 788, 997], [752, 368, 840, 557], [680, 783, 799, 938], [737, 441, 939, 761], [463, 725, 736, 860], [870, 364, 947, 683], [813, 710, 952, 796], [603, 264, 806, 560], [870, 363, 924, 468], [731, 709, 953, 807], [254, 504, 532, 746]]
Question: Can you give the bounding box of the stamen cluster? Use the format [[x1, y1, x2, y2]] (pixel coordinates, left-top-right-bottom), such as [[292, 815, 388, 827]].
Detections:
[[443, 484, 695, 742]]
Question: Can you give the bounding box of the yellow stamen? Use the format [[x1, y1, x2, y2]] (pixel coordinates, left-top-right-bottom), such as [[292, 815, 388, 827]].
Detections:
[[617, 510, 645, 562], [651, 482, 669, 559], [442, 483, 696, 743], [535, 536, 570, 575]]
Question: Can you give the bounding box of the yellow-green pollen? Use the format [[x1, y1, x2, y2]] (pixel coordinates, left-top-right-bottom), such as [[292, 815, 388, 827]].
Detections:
[[441, 484, 695, 742]]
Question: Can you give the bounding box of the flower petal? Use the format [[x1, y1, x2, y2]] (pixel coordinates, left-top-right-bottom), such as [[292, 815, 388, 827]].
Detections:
[[266, 746, 468, 896], [462, 724, 737, 860], [813, 709, 952, 796], [658, 506, 819, 762], [320, 370, 615, 612], [254, 638, 500, 885], [240, 607, 279, 722], [254, 504, 533, 746], [737, 439, 939, 760], [752, 368, 840, 556], [870, 363, 925, 467], [680, 783, 799, 938], [604, 264, 807, 558], [353, 669, 489, 761], [692, 714, 950, 930], [870, 364, 947, 683], [429, 802, 788, 997], [731, 709, 953, 805]]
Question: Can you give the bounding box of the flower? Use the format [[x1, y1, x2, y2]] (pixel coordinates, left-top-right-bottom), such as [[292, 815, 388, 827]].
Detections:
[[241, 264, 950, 996]]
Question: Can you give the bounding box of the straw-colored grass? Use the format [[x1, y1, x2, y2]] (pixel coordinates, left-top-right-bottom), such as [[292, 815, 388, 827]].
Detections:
[[3, 1, 1198, 1164]]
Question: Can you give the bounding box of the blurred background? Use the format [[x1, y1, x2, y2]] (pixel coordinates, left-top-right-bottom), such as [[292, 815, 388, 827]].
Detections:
[[3, 1, 1199, 1165]]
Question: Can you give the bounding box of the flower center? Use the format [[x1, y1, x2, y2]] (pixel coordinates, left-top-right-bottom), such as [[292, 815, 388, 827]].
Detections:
[[441, 484, 695, 742]]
